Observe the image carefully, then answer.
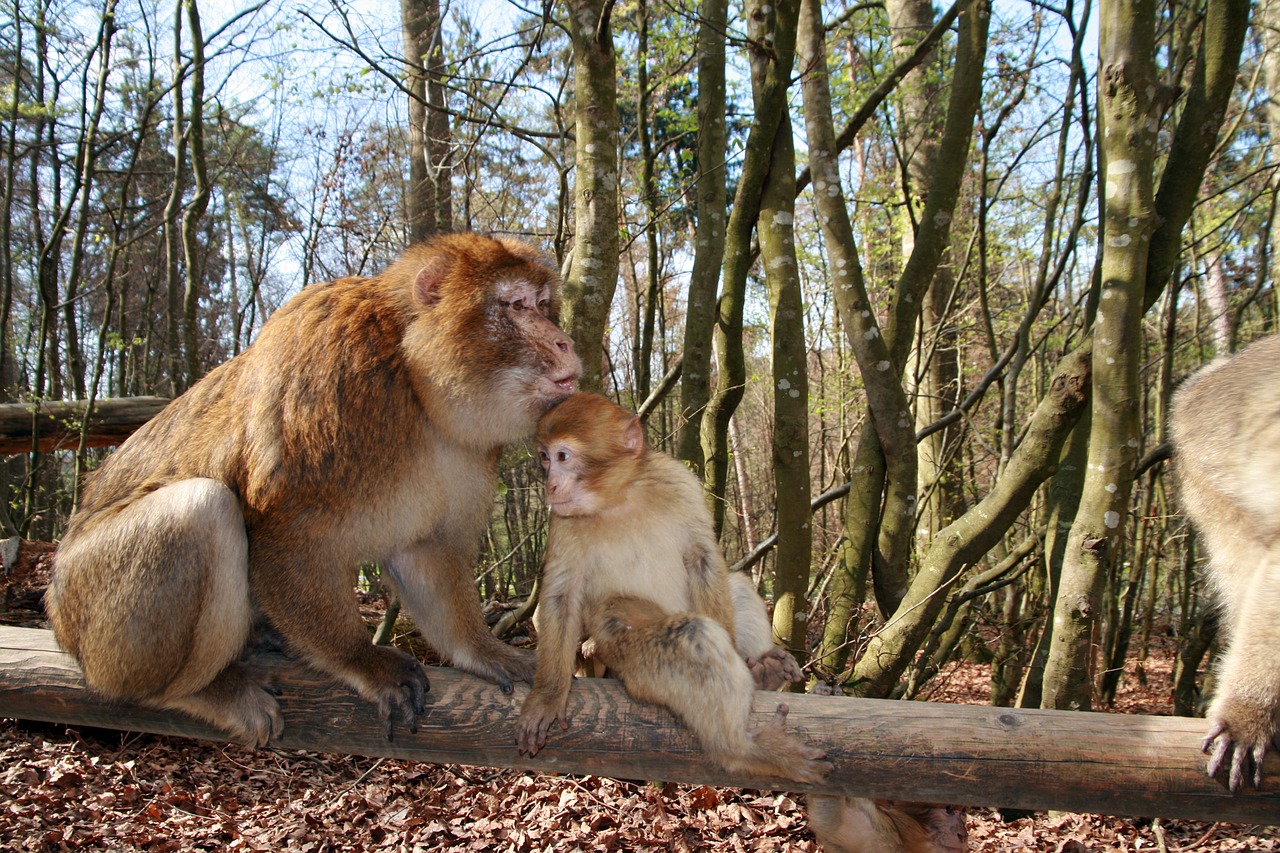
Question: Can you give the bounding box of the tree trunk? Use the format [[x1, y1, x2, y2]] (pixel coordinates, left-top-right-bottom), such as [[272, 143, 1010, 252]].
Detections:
[[1041, 0, 1161, 711], [561, 0, 619, 393], [401, 0, 434, 240], [634, 0, 659, 404], [162, 0, 189, 396], [757, 104, 811, 663], [180, 0, 209, 389], [888, 0, 960, 551], [700, 0, 800, 533], [674, 0, 727, 472], [852, 344, 1089, 698], [797, 0, 915, 674]]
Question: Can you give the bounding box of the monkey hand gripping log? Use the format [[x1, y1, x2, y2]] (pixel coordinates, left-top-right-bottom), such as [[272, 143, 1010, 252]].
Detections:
[[45, 233, 581, 745]]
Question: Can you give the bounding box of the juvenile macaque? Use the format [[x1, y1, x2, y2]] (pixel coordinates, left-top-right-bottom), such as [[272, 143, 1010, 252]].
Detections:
[[515, 392, 830, 784], [1170, 333, 1280, 792], [47, 233, 581, 745], [808, 797, 968, 853]]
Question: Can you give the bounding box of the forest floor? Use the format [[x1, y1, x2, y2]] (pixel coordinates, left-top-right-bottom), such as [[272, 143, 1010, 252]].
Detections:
[[2, 540, 1277, 852]]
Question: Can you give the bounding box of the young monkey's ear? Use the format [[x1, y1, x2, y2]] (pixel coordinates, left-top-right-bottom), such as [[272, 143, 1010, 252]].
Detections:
[[622, 415, 645, 456]]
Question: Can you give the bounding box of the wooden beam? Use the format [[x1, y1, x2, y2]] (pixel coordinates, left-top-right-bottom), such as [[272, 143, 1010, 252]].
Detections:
[[0, 626, 1275, 824], [0, 397, 169, 455]]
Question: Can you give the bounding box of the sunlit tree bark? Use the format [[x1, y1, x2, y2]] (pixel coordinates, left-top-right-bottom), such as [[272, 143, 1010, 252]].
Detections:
[[561, 0, 619, 393], [797, 0, 915, 677], [180, 0, 209, 390], [757, 106, 811, 659], [700, 0, 800, 533], [674, 0, 727, 472], [1039, 0, 1248, 709], [1041, 0, 1161, 711], [402, 0, 452, 240]]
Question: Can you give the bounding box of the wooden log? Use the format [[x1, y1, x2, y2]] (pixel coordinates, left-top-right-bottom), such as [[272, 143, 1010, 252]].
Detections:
[[0, 397, 169, 455], [0, 626, 1276, 824]]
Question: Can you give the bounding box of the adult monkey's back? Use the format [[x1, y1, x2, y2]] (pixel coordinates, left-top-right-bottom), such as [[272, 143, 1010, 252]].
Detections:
[[48, 233, 582, 745]]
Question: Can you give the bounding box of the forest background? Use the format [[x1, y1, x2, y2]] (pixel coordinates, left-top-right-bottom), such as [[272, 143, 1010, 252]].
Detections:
[[1, 0, 1274, 723]]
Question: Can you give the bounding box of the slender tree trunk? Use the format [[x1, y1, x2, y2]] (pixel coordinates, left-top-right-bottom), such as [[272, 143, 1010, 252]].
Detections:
[[635, 0, 659, 403], [675, 0, 727, 472], [1141, 0, 1249, 313], [797, 0, 916, 673], [1204, 254, 1231, 354], [887, 0, 960, 550], [852, 344, 1090, 697], [0, 0, 20, 402], [832, 0, 990, 624], [402, 0, 434, 240], [1042, 0, 1161, 711], [700, 0, 800, 532], [757, 105, 811, 662], [60, 0, 121, 404], [424, 0, 451, 232], [728, 415, 758, 552], [163, 0, 189, 396], [1265, 0, 1280, 311], [180, 0, 209, 388], [402, 0, 451, 240], [561, 0, 619, 393]]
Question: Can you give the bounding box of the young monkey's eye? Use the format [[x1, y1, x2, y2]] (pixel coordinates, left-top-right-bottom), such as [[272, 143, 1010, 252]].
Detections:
[[556, 450, 569, 463]]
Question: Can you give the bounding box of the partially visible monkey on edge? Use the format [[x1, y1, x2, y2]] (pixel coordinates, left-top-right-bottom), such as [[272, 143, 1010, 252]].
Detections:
[[514, 392, 831, 784], [1170, 333, 1280, 792], [729, 558, 967, 851], [48, 233, 582, 746], [807, 797, 969, 853]]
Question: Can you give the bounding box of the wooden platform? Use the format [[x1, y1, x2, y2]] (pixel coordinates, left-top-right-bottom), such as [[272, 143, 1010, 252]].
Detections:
[[0, 626, 1276, 824]]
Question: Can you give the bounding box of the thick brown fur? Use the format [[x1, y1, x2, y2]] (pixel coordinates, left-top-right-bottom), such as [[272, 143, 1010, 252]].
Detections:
[[808, 797, 968, 853], [1170, 333, 1280, 791], [47, 233, 581, 745], [514, 392, 830, 784]]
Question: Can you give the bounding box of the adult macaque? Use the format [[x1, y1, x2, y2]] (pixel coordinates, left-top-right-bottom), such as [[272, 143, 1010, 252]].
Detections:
[[808, 797, 968, 853], [48, 233, 581, 745], [1170, 333, 1280, 791], [515, 392, 830, 784]]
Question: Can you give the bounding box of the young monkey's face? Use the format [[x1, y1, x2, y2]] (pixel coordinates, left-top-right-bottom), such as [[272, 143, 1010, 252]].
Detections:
[[536, 392, 646, 519], [538, 437, 614, 518]]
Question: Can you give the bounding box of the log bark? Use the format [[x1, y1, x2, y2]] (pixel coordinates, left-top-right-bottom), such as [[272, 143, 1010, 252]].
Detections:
[[0, 397, 168, 455], [0, 627, 1275, 824]]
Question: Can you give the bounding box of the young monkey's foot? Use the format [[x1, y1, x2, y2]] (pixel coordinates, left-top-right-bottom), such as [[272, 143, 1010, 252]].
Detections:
[[515, 690, 570, 756], [752, 703, 834, 784]]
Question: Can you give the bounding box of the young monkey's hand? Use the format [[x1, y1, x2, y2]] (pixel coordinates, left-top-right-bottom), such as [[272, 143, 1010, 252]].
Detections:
[[516, 690, 570, 756]]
